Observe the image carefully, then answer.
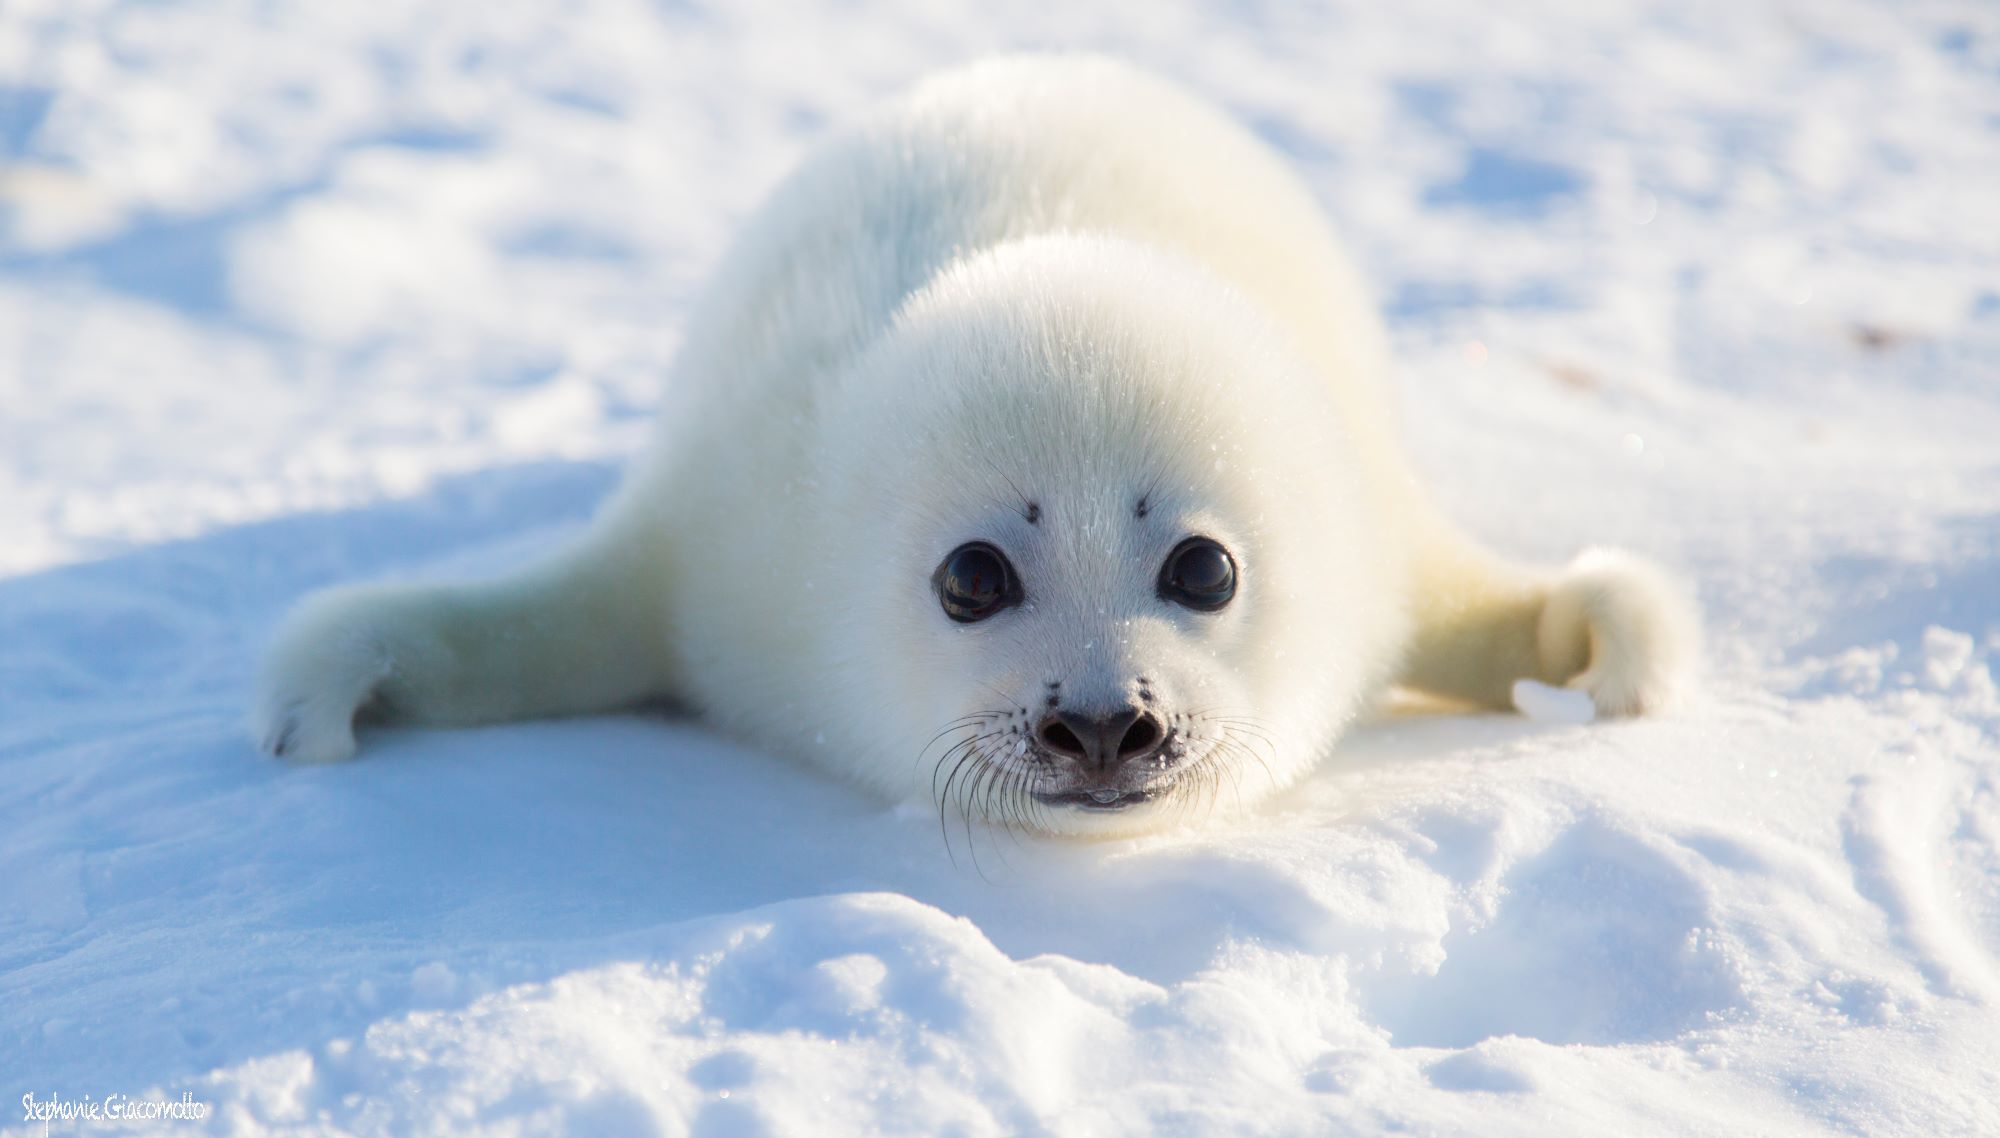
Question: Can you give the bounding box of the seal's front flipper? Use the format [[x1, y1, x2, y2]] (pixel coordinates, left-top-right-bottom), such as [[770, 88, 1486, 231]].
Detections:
[[1396, 537, 1697, 717], [252, 535, 671, 763]]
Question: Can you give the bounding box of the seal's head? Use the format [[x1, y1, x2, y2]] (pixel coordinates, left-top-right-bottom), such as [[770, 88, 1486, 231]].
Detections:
[[814, 236, 1408, 837]]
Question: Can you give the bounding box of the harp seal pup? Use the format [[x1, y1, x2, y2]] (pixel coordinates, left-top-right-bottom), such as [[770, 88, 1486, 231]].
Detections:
[[254, 55, 1697, 837]]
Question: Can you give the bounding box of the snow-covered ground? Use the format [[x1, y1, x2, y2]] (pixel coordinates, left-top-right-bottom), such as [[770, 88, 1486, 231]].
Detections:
[[5, 1, 1999, 1133]]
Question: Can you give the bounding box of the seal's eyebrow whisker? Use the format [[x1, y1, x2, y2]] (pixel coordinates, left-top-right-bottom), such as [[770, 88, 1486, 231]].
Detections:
[[976, 452, 1038, 524], [1135, 470, 1166, 519]]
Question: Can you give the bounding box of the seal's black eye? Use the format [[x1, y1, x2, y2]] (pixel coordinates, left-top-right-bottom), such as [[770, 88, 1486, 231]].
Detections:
[[935, 542, 1021, 623], [1159, 536, 1236, 611]]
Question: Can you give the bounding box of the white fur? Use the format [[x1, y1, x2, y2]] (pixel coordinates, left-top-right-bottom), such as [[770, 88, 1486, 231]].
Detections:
[[254, 55, 1698, 835], [1538, 549, 1700, 715]]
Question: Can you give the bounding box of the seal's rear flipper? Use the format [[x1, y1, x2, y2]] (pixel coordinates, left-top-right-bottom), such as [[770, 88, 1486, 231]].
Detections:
[[1396, 538, 1697, 717], [252, 532, 671, 763]]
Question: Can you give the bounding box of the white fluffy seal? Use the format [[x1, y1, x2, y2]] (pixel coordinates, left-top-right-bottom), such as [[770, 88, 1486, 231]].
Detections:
[[255, 56, 1697, 836]]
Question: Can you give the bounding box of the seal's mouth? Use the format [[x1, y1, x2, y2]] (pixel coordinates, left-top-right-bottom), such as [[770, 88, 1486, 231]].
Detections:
[[1014, 727, 1211, 812], [1030, 786, 1162, 811]]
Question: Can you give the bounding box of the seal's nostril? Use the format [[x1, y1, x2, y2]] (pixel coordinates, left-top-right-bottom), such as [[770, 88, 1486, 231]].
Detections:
[[1118, 712, 1163, 758], [1038, 717, 1086, 758]]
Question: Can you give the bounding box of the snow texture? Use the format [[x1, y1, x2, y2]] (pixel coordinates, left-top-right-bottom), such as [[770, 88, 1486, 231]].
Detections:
[[1511, 679, 1598, 725], [4, 1, 2000, 1135]]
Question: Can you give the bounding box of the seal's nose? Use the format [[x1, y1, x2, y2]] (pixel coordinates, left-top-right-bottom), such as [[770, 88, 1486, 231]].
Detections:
[[1037, 704, 1165, 772]]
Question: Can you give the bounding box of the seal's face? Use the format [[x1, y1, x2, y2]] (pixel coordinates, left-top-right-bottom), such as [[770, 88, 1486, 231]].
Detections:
[[881, 388, 1357, 840], [816, 238, 1405, 838], [919, 508, 1260, 831]]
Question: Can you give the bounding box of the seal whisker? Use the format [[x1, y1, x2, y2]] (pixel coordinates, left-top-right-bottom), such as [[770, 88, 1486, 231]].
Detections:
[[932, 721, 1010, 865], [984, 756, 1028, 862], [1182, 708, 1280, 798], [935, 739, 979, 864], [996, 765, 1031, 854], [1213, 736, 1253, 815], [928, 724, 991, 805]]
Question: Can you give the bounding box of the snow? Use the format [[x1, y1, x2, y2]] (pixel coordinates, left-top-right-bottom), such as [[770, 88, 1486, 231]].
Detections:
[[4, 0, 1999, 1134], [1510, 679, 1597, 725]]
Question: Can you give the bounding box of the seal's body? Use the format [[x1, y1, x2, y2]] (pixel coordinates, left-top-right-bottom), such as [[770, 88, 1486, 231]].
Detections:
[[256, 57, 1695, 836]]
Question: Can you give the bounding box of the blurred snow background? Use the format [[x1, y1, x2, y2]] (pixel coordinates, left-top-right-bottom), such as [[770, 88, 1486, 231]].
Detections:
[[3, 0, 1998, 1134]]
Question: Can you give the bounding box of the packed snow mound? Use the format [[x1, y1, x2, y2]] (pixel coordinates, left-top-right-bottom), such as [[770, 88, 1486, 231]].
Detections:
[[5, 0, 2000, 1135]]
